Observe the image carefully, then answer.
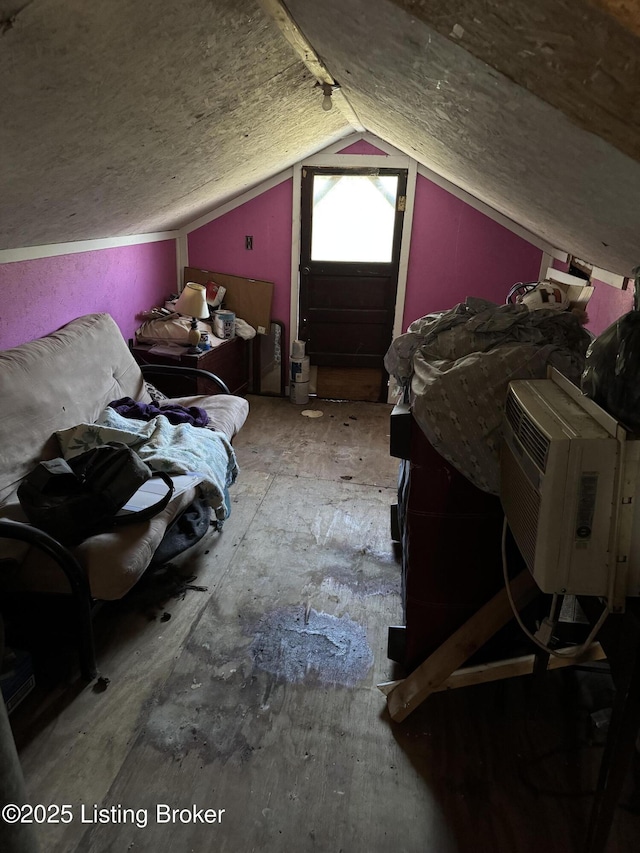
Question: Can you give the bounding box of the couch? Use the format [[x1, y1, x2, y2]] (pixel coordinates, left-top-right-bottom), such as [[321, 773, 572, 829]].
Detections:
[[0, 313, 249, 678]]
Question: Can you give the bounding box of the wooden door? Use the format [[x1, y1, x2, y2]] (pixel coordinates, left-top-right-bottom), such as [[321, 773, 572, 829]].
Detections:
[[299, 167, 407, 402]]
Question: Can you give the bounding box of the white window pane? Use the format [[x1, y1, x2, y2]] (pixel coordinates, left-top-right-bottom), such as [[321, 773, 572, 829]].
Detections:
[[311, 175, 398, 263]]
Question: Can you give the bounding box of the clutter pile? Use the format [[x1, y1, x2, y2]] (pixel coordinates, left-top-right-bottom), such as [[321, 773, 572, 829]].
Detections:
[[385, 295, 591, 494], [136, 279, 257, 349]]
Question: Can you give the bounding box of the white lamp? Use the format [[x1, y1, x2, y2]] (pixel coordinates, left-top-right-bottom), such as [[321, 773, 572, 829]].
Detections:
[[174, 282, 209, 353]]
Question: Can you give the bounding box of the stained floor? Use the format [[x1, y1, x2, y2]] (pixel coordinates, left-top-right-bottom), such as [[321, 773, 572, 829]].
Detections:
[[8, 395, 640, 852]]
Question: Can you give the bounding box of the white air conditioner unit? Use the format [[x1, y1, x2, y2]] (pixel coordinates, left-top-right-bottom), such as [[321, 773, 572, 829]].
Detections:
[[500, 369, 640, 609]]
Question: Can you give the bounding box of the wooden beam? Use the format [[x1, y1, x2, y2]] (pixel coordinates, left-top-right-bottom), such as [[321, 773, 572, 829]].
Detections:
[[256, 0, 365, 131], [383, 570, 539, 722], [257, 0, 333, 84], [432, 642, 606, 692]]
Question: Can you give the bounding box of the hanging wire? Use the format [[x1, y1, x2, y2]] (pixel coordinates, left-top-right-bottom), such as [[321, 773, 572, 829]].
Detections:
[[505, 281, 540, 304]]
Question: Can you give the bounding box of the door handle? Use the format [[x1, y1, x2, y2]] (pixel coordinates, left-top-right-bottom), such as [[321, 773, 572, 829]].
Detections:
[[301, 266, 310, 275]]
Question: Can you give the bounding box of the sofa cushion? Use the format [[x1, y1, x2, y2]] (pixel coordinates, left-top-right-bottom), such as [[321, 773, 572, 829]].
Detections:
[[161, 394, 249, 440], [0, 313, 248, 601], [0, 313, 150, 503], [1, 484, 198, 600]]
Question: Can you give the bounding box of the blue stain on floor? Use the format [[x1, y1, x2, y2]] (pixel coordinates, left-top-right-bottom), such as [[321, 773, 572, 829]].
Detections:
[[249, 606, 373, 687]]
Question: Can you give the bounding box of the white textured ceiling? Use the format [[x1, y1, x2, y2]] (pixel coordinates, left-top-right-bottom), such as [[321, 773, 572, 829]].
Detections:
[[1, 0, 639, 276]]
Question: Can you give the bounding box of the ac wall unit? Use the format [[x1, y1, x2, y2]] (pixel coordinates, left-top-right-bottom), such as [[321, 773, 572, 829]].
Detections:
[[500, 369, 640, 608]]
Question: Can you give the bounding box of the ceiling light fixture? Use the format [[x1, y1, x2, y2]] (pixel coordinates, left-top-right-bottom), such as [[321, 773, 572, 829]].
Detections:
[[316, 80, 341, 112], [321, 82, 334, 111]]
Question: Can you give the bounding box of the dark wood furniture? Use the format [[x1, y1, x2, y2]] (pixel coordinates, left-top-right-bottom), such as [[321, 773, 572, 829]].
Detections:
[[388, 401, 507, 670], [131, 336, 250, 397], [386, 402, 640, 853]]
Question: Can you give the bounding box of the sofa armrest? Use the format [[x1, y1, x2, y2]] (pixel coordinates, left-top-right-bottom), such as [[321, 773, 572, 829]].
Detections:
[[0, 520, 97, 681], [140, 363, 230, 395]]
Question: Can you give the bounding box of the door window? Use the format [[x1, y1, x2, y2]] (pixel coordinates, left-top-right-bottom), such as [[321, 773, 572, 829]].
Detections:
[[311, 174, 399, 263]]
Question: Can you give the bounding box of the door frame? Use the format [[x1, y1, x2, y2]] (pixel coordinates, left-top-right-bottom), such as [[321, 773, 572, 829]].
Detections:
[[289, 133, 417, 400]]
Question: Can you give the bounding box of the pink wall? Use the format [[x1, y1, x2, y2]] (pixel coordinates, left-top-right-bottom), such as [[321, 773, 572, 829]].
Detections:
[[583, 280, 633, 336], [186, 150, 543, 356], [0, 240, 176, 350], [185, 139, 634, 355], [187, 178, 293, 343], [338, 140, 388, 156], [403, 177, 543, 329]]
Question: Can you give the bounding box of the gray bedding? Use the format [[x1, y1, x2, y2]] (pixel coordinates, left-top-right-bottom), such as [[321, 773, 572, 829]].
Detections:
[[385, 297, 591, 493]]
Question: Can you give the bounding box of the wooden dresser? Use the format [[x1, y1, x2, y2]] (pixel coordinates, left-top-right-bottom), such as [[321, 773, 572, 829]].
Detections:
[[389, 401, 507, 670], [131, 336, 250, 397]]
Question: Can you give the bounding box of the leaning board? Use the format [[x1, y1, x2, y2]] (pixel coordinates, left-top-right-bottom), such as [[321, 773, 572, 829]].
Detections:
[[184, 267, 273, 335]]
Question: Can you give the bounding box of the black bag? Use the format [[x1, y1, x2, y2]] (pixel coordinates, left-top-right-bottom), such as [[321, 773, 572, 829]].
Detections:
[[581, 268, 640, 431], [17, 444, 174, 545]]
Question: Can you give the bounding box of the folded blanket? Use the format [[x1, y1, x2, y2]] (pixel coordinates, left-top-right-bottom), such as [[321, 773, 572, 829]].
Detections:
[[56, 408, 238, 524]]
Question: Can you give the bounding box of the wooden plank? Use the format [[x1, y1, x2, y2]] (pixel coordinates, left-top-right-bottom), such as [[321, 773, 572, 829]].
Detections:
[[591, 266, 628, 289], [432, 643, 607, 692], [184, 267, 273, 335], [385, 569, 539, 722], [379, 643, 607, 696], [256, 0, 333, 84], [256, 0, 365, 131]]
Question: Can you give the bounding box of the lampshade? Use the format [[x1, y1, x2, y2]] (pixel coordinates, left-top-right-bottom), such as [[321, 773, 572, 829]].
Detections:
[[174, 282, 209, 319]]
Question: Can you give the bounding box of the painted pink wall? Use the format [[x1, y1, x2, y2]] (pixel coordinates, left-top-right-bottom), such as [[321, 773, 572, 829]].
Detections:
[[0, 240, 176, 350], [187, 165, 544, 351], [403, 177, 543, 328], [185, 137, 635, 352], [187, 178, 293, 342], [338, 140, 388, 155], [583, 281, 633, 336]]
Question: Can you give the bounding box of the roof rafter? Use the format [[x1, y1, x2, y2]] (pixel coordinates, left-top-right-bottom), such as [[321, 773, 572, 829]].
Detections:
[[257, 0, 365, 131]]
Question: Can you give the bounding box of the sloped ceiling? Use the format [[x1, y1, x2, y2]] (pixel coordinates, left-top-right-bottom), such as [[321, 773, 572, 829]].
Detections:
[[1, 0, 639, 276], [0, 0, 349, 249]]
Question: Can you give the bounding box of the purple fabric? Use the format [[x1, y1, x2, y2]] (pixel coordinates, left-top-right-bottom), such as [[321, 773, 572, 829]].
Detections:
[[109, 397, 209, 428]]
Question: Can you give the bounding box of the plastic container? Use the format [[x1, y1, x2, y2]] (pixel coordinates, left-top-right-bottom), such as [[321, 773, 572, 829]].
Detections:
[[213, 310, 235, 339], [290, 355, 310, 383], [290, 380, 310, 405], [291, 339, 306, 359]]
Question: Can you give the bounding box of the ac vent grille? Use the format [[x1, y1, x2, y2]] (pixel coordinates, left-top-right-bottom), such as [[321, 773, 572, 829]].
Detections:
[[501, 446, 541, 573], [505, 391, 550, 472]]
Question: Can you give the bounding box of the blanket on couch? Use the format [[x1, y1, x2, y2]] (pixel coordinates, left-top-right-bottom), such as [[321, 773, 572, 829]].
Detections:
[[56, 408, 239, 525]]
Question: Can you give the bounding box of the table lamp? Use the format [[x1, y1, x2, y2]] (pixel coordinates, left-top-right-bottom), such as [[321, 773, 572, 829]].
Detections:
[[174, 282, 209, 353]]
